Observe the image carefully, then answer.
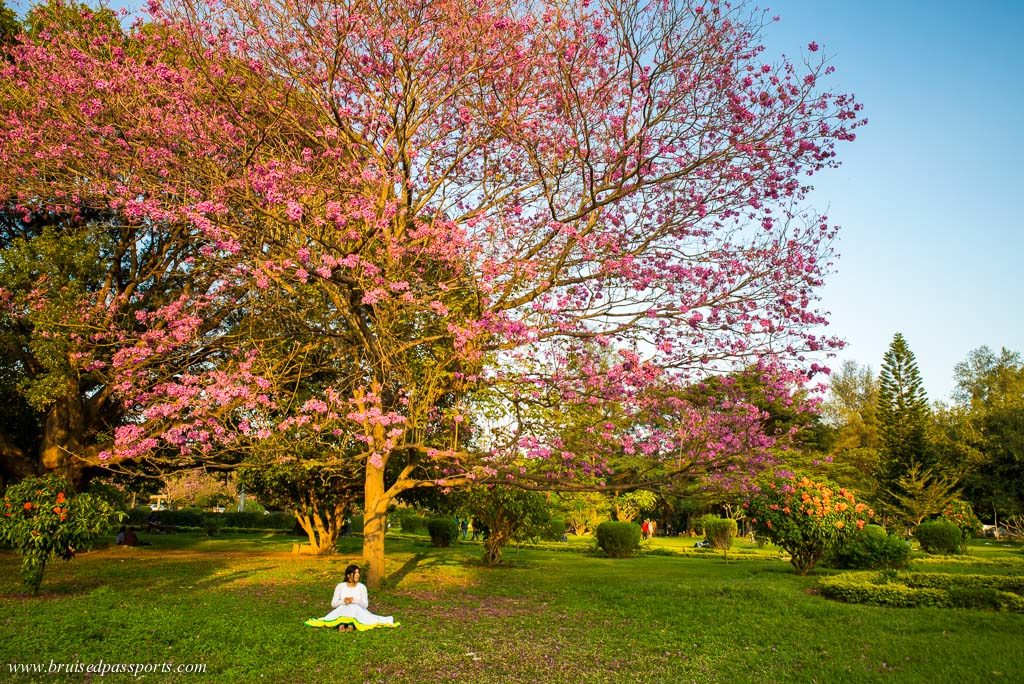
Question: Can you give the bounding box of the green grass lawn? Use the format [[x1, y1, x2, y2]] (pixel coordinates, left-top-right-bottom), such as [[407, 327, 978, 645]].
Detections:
[[2, 532, 1023, 683]]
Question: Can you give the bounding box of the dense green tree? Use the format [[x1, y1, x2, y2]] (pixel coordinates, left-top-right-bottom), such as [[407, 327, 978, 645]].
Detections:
[[949, 347, 1024, 518], [876, 333, 931, 489], [823, 361, 880, 452]]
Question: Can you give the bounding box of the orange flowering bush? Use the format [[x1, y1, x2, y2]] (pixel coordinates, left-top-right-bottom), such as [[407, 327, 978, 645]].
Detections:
[[745, 474, 875, 575], [0, 475, 119, 593], [940, 499, 983, 554]]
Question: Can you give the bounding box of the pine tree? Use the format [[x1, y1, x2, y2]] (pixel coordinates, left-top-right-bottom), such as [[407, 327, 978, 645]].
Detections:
[[877, 333, 931, 489]]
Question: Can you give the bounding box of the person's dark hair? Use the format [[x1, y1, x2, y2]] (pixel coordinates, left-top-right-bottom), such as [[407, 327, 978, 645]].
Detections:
[[344, 564, 361, 582]]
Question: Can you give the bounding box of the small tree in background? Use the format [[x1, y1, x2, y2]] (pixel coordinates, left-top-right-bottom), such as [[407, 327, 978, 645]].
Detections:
[[699, 514, 738, 562], [746, 475, 874, 575], [558, 493, 610, 536], [161, 470, 237, 510], [460, 486, 552, 565], [611, 490, 658, 523], [237, 458, 360, 555], [0, 474, 120, 592], [885, 463, 959, 530]]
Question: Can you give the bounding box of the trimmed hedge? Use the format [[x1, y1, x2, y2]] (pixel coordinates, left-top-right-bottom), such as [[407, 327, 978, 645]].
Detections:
[[426, 518, 459, 547], [595, 521, 641, 558], [540, 518, 567, 542], [399, 513, 428, 534], [827, 524, 911, 570], [914, 519, 962, 555], [818, 570, 1024, 611], [700, 516, 737, 551], [125, 507, 294, 531]]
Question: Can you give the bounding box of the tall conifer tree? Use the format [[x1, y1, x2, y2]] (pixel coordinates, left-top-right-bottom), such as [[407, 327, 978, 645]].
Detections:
[[877, 333, 930, 488]]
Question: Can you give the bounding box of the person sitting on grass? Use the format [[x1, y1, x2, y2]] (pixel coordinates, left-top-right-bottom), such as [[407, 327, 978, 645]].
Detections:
[[119, 527, 151, 546], [304, 565, 398, 632]]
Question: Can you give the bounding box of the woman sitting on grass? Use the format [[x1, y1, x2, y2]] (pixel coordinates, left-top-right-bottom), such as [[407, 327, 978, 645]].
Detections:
[[305, 565, 398, 632]]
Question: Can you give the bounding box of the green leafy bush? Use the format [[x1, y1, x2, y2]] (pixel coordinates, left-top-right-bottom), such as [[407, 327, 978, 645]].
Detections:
[[0, 475, 120, 593], [541, 518, 567, 542], [399, 512, 427, 534], [595, 521, 641, 558], [940, 499, 983, 554], [745, 474, 875, 575], [700, 515, 737, 551], [827, 524, 911, 570], [204, 516, 223, 536], [426, 518, 459, 547], [914, 519, 962, 555]]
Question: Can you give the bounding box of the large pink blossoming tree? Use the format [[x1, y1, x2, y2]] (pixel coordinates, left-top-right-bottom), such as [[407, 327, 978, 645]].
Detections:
[[0, 0, 862, 585]]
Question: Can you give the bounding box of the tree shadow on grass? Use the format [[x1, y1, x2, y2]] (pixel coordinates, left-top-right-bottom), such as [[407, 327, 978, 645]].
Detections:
[[385, 552, 427, 589]]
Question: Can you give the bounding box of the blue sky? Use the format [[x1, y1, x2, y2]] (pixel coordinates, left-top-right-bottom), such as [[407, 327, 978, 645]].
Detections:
[[9, 0, 1021, 401], [761, 0, 1024, 401]]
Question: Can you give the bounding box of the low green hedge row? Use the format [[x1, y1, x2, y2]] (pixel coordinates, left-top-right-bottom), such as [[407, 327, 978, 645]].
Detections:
[[898, 571, 1024, 594], [126, 507, 295, 530], [818, 571, 1024, 611]]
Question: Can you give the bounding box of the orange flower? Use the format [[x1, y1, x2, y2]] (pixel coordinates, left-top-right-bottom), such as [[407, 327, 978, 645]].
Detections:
[[56, 492, 66, 504], [856, 519, 866, 530], [782, 506, 791, 514], [835, 521, 845, 529], [23, 502, 33, 510]]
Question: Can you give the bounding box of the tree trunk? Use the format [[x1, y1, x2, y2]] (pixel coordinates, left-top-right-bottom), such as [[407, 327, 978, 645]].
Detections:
[[362, 461, 389, 590], [483, 530, 509, 566], [293, 498, 348, 554], [40, 391, 88, 487]]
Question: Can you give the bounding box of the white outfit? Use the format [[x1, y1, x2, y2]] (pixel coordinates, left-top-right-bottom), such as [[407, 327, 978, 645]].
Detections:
[[319, 582, 394, 626]]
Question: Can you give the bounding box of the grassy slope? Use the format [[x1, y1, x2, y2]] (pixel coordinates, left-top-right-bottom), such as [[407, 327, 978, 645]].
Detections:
[[2, 533, 1022, 683]]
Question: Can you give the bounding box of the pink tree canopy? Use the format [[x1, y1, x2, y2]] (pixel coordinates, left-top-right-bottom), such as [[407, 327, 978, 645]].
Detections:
[[0, 0, 862, 583]]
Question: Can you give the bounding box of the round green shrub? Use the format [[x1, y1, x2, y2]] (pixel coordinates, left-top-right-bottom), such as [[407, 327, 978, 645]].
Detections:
[[914, 519, 962, 555], [426, 518, 459, 547], [828, 524, 911, 570], [595, 521, 641, 558], [203, 516, 223, 536], [700, 515, 737, 550], [541, 518, 567, 541], [399, 512, 426, 534]]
